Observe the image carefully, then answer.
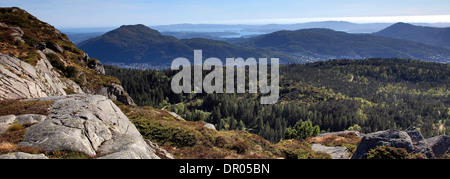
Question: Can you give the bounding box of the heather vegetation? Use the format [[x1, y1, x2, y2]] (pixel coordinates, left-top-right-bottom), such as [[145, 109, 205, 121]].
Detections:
[[115, 102, 331, 159]]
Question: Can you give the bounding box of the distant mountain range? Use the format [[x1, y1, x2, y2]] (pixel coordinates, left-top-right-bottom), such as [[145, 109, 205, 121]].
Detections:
[[241, 21, 392, 34], [77, 23, 450, 67], [67, 21, 450, 44], [78, 24, 296, 66], [150, 21, 450, 34], [373, 22, 450, 49], [240, 28, 450, 62]]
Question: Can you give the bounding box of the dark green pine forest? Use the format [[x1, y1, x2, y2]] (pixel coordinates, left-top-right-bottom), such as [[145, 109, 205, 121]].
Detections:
[[106, 58, 450, 142]]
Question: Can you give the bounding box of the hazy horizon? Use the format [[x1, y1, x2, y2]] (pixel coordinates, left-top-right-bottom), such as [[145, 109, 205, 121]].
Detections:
[[1, 0, 450, 28]]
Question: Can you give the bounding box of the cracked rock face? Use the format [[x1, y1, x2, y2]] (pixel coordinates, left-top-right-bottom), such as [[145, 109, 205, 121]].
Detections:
[[18, 94, 159, 159], [0, 53, 83, 100]]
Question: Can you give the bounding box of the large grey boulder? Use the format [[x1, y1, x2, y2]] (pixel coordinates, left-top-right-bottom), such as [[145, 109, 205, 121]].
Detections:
[[351, 129, 414, 159], [18, 94, 159, 159], [352, 129, 436, 159], [426, 135, 450, 158]]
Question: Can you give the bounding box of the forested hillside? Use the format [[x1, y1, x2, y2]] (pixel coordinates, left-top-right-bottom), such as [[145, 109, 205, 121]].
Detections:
[[106, 58, 450, 142], [374, 22, 450, 49], [78, 24, 297, 66], [239, 28, 450, 63]]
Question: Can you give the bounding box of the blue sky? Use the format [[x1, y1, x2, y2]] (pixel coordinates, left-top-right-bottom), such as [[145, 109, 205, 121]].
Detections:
[[1, 0, 450, 28]]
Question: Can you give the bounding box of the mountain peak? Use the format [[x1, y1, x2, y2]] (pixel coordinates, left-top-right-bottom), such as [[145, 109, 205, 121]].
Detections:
[[119, 24, 149, 30], [112, 24, 161, 36], [120, 24, 146, 27], [392, 22, 413, 26], [385, 22, 417, 29], [374, 22, 450, 48]]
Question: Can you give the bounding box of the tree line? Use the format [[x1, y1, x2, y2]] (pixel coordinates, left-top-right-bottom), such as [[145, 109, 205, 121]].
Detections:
[[106, 58, 450, 142]]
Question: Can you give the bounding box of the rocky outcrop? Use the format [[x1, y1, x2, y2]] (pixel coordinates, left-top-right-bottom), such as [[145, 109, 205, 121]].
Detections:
[[311, 143, 350, 159], [0, 53, 83, 100], [351, 129, 436, 159], [0, 152, 48, 159], [1, 7, 135, 106], [86, 57, 105, 75], [0, 114, 47, 134], [406, 128, 434, 158], [426, 135, 450, 158], [16, 94, 160, 159], [0, 22, 25, 45], [92, 83, 135, 106], [35, 42, 64, 54], [0, 52, 135, 105]]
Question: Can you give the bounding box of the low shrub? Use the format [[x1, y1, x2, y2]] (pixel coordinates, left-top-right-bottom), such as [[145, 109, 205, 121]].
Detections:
[[0, 123, 32, 144], [276, 140, 331, 159], [47, 150, 91, 159], [366, 146, 410, 159], [7, 123, 25, 131]]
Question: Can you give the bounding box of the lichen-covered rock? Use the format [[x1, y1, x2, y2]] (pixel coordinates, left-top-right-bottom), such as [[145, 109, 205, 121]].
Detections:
[[0, 152, 48, 159], [18, 94, 159, 159]]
